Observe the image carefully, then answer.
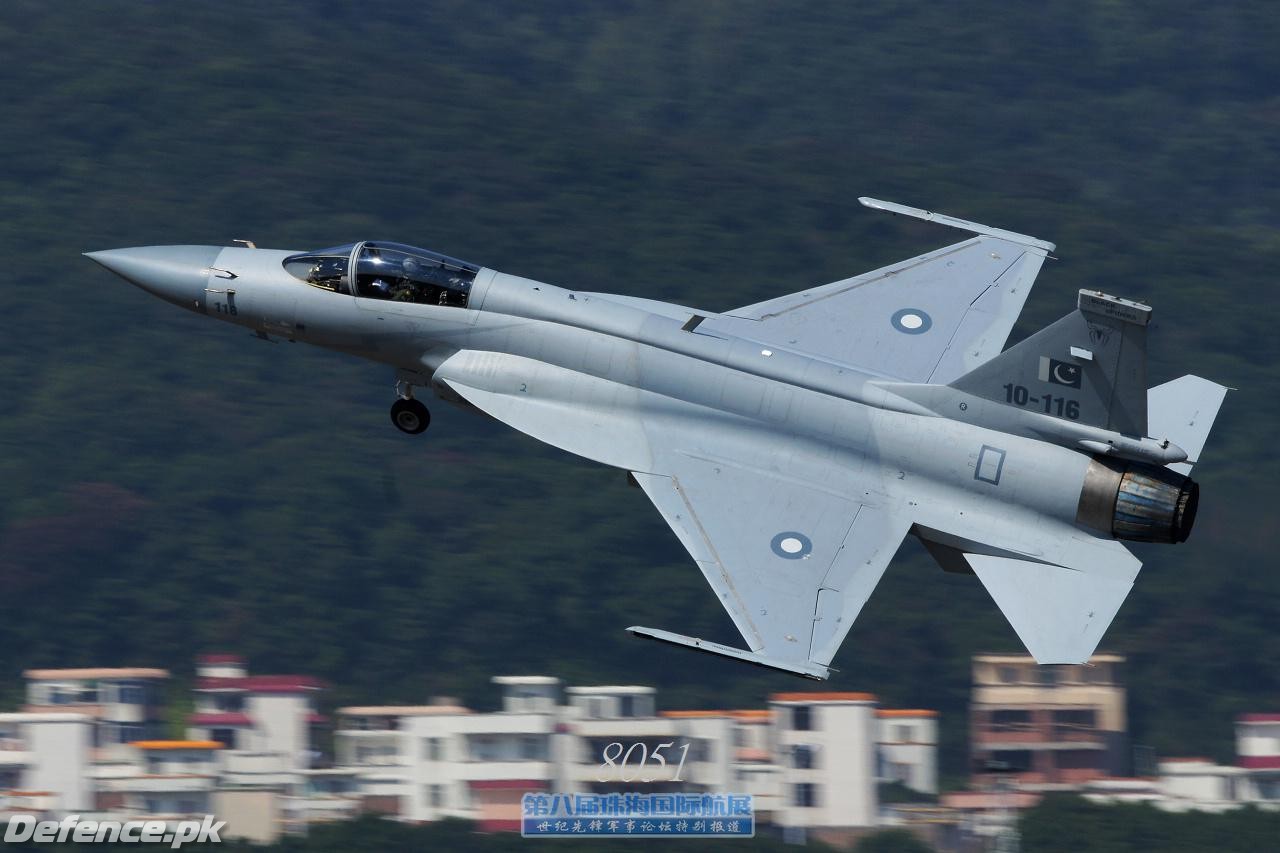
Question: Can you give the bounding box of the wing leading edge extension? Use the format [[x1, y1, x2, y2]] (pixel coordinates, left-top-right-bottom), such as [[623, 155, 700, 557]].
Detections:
[[701, 198, 1053, 384], [628, 458, 911, 679]]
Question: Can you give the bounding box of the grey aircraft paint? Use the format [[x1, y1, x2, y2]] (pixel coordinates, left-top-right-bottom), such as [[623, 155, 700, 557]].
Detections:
[[85, 199, 1228, 679]]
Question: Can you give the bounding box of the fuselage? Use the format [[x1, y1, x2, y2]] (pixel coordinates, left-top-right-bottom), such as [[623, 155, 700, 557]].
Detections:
[[85, 241, 1193, 562]]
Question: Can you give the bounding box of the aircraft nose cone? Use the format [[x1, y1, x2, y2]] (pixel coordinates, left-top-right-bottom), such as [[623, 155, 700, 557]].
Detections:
[[85, 245, 224, 310]]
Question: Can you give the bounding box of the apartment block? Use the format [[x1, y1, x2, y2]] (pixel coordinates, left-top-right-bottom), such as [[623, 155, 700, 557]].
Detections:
[[970, 653, 1127, 787], [22, 667, 169, 758]]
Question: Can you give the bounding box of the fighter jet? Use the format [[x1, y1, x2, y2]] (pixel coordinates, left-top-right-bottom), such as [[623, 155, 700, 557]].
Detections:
[[86, 199, 1227, 679]]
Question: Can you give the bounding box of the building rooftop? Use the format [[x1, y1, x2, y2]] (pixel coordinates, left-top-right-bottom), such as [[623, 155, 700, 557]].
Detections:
[[337, 705, 472, 717], [195, 653, 245, 664], [660, 709, 772, 721], [0, 712, 93, 723], [973, 653, 1124, 664], [1237, 713, 1280, 723], [24, 667, 169, 680], [565, 686, 655, 696], [195, 675, 324, 693], [130, 740, 223, 751], [770, 692, 877, 704], [189, 712, 253, 727], [492, 676, 560, 686], [877, 709, 939, 718]]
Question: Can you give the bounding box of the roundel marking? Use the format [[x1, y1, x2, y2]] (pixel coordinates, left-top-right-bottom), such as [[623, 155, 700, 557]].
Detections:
[[891, 308, 932, 335], [770, 531, 813, 560]]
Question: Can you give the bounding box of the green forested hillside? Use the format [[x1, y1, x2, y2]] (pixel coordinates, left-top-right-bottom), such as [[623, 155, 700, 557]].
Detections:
[[0, 1, 1277, 778]]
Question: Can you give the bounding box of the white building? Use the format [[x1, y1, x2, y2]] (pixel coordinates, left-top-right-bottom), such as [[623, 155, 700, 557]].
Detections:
[[22, 667, 169, 758], [96, 741, 222, 821], [1236, 713, 1280, 801], [877, 709, 939, 794], [185, 654, 324, 773], [662, 709, 778, 816], [333, 680, 931, 832], [3, 663, 940, 836], [770, 692, 879, 830], [1078, 715, 1280, 813], [0, 712, 93, 813], [335, 677, 736, 830]]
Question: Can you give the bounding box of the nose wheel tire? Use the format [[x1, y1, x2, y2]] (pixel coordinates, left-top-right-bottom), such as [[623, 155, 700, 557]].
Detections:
[[390, 398, 430, 435]]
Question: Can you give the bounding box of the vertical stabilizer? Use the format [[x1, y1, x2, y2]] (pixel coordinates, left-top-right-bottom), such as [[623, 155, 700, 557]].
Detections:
[[951, 290, 1150, 436]]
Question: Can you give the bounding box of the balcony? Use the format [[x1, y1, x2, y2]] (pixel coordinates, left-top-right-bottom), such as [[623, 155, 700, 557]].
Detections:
[[567, 758, 721, 786], [974, 722, 1105, 750], [97, 775, 217, 794], [571, 719, 680, 738], [0, 738, 30, 766], [281, 794, 360, 823], [455, 761, 553, 783]]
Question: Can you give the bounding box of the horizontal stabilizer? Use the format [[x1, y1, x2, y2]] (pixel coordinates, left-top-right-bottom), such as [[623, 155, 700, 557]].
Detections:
[[966, 554, 1136, 664], [1148, 375, 1229, 475], [628, 626, 830, 680]]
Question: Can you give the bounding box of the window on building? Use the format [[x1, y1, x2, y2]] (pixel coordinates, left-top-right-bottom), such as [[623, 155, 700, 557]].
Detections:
[[991, 710, 1032, 731], [428, 784, 445, 808], [894, 724, 914, 742], [792, 744, 817, 770], [1255, 777, 1280, 801], [423, 737, 442, 761], [118, 723, 145, 744], [619, 695, 635, 718], [1038, 668, 1057, 686], [1087, 664, 1111, 684], [118, 682, 148, 705], [520, 735, 546, 761], [791, 705, 812, 731], [1054, 751, 1099, 770], [998, 666, 1019, 684], [733, 728, 746, 748], [214, 694, 244, 712], [79, 684, 98, 703], [988, 750, 1033, 772], [211, 728, 237, 749], [1053, 709, 1097, 730], [792, 783, 818, 808], [471, 735, 498, 761]]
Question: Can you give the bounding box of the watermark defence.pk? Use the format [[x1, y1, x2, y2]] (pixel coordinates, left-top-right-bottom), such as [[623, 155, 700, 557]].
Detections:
[[4, 814, 224, 847]]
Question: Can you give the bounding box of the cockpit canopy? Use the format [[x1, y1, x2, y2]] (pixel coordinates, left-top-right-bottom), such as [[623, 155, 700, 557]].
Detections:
[[283, 241, 480, 308]]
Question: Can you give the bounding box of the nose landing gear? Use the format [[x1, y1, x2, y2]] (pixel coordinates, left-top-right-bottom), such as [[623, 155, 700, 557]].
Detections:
[[391, 375, 430, 435]]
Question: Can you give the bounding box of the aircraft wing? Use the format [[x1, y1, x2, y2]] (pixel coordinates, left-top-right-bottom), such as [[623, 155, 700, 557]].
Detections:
[[704, 198, 1053, 384], [629, 455, 911, 679]]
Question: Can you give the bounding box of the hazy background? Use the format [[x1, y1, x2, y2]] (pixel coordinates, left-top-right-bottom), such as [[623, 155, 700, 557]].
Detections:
[[1, 1, 1276, 782]]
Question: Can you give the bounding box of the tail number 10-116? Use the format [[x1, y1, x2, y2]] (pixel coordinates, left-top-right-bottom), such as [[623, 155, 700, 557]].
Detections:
[[1003, 383, 1080, 419]]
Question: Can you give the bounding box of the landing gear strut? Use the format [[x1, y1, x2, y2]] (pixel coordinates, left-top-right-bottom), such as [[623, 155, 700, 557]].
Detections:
[[391, 376, 430, 435]]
